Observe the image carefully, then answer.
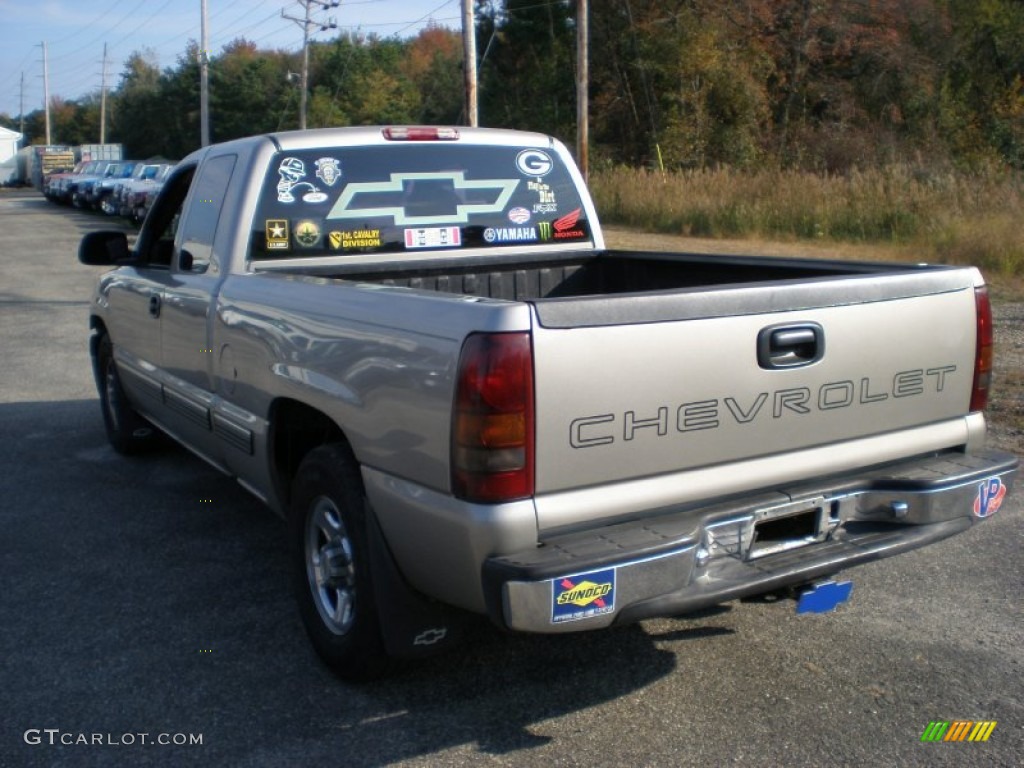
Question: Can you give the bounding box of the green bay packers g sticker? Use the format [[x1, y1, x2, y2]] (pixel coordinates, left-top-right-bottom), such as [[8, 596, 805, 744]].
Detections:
[[552, 568, 615, 623]]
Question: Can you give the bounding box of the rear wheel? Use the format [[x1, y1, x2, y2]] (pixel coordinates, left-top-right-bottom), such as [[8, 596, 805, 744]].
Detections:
[[289, 443, 391, 681], [96, 333, 157, 454]]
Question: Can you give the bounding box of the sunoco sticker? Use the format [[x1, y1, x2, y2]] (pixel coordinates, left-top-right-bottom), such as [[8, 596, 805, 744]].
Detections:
[[551, 568, 616, 624]]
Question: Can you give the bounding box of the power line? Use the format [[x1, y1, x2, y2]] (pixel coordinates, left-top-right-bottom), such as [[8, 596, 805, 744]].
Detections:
[[1, 2, 464, 116], [281, 0, 339, 129]]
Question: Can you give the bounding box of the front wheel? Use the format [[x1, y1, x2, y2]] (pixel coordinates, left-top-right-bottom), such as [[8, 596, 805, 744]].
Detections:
[[96, 333, 158, 454], [289, 443, 391, 681]]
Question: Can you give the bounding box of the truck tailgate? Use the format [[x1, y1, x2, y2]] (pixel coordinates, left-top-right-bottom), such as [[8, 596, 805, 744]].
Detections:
[[530, 281, 978, 529]]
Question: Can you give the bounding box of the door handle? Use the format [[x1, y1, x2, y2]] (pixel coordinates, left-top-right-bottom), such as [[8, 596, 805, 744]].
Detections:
[[757, 323, 824, 369], [148, 294, 161, 318]]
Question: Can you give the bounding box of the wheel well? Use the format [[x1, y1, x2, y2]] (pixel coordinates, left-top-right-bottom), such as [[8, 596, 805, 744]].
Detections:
[[88, 317, 109, 385], [269, 398, 347, 508]]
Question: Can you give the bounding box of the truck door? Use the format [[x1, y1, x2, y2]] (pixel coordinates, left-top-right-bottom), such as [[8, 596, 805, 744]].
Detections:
[[159, 153, 238, 466], [100, 167, 196, 424]]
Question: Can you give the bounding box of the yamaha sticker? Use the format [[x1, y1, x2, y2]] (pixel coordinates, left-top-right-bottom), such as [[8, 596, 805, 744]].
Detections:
[[973, 477, 1007, 518], [483, 226, 538, 244], [551, 568, 616, 624]]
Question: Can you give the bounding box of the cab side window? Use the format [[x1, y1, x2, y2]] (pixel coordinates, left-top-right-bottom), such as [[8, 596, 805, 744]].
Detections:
[[176, 154, 237, 274], [137, 166, 195, 268]]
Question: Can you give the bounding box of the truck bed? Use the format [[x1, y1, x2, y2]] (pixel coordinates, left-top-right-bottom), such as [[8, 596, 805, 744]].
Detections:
[[269, 249, 970, 329], [274, 250, 898, 301]]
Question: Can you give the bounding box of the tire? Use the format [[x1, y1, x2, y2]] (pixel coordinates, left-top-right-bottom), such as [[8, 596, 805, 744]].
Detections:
[[289, 443, 391, 681], [96, 333, 158, 454]]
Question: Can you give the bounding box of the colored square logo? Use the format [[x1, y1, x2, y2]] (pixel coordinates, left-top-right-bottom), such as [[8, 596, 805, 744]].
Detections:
[[551, 568, 616, 624]]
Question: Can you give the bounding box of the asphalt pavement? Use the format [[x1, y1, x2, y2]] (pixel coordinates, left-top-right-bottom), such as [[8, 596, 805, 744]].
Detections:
[[1, 188, 1020, 767]]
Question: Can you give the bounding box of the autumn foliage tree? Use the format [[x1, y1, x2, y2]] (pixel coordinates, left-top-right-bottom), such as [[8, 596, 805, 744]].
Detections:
[[6, 1, 1023, 172]]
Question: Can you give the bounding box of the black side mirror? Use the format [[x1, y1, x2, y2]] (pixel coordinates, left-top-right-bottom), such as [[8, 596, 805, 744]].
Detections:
[[179, 248, 209, 274], [79, 231, 131, 266]]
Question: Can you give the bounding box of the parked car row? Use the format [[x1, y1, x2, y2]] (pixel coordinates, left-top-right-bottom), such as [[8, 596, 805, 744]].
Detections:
[[42, 159, 175, 225]]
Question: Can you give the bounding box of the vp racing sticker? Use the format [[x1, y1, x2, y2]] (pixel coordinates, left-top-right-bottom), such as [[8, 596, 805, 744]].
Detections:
[[552, 568, 616, 624], [973, 477, 1007, 518]]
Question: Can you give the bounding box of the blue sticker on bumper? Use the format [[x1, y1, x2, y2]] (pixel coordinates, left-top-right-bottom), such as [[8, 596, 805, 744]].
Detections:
[[552, 568, 616, 623]]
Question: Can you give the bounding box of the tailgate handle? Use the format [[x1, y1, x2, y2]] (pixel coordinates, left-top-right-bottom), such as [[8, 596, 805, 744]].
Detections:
[[758, 323, 824, 369]]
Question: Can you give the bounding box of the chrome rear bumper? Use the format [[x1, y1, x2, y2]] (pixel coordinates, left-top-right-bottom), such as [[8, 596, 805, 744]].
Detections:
[[483, 450, 1018, 633]]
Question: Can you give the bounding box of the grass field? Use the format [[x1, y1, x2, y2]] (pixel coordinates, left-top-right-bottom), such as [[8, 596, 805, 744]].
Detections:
[[590, 165, 1024, 285]]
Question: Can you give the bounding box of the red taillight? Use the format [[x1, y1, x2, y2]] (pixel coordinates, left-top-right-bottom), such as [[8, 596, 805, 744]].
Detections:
[[451, 332, 534, 503], [382, 126, 460, 141], [970, 286, 994, 412]]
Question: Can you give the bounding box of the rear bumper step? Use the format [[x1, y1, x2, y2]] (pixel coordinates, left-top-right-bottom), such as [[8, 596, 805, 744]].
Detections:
[[482, 450, 1017, 633]]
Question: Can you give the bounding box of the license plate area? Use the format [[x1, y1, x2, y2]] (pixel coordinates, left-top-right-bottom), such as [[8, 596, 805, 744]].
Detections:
[[748, 497, 830, 560]]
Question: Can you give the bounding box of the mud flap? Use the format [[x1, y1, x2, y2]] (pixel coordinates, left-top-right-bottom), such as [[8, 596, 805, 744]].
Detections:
[[365, 503, 464, 659], [796, 579, 853, 614]]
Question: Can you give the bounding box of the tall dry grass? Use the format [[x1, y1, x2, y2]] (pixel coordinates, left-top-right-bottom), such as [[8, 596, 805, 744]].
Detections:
[[589, 166, 1024, 275]]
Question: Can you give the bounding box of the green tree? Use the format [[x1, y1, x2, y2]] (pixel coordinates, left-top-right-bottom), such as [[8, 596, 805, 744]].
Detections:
[[942, 0, 1024, 167], [475, 0, 576, 143], [109, 50, 166, 157], [210, 39, 294, 139], [401, 23, 464, 124]]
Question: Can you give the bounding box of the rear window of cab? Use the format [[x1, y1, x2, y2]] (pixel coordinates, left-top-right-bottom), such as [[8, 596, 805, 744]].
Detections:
[[249, 144, 591, 259]]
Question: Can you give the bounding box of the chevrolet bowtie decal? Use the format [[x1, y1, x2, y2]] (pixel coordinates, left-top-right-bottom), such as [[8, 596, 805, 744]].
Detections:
[[326, 172, 520, 225]]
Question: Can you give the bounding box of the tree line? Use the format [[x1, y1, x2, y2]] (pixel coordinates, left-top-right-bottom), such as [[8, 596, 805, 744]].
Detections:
[[3, 0, 1022, 172]]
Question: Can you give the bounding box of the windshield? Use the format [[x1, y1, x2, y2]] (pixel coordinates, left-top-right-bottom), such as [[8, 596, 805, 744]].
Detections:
[[250, 143, 590, 259]]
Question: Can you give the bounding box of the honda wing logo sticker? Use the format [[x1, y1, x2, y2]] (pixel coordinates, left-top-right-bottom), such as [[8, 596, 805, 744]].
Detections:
[[326, 172, 519, 225]]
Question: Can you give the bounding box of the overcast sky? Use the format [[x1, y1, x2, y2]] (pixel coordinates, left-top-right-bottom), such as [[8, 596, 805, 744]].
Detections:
[[0, 0, 461, 120]]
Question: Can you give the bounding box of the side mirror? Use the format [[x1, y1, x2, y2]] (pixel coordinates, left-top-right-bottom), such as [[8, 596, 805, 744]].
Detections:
[[79, 231, 130, 266], [179, 248, 210, 274]]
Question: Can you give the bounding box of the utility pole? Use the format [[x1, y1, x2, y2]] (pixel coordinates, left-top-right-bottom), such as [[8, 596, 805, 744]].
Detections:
[[461, 0, 477, 126], [200, 0, 210, 146], [282, 0, 339, 130], [40, 42, 51, 144], [19, 72, 26, 140], [576, 0, 588, 180], [100, 43, 109, 144]]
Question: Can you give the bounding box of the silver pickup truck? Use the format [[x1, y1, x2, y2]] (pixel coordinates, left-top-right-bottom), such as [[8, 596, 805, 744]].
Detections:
[[79, 126, 1017, 680]]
